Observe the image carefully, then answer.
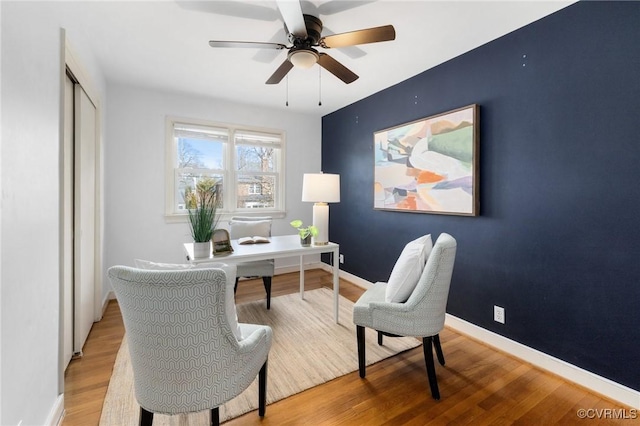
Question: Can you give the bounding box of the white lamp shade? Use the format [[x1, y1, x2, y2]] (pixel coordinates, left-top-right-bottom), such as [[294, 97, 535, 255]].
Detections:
[[302, 173, 341, 203]]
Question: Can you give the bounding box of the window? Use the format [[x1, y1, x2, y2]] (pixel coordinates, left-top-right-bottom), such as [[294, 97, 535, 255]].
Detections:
[[247, 183, 262, 195], [165, 117, 284, 220]]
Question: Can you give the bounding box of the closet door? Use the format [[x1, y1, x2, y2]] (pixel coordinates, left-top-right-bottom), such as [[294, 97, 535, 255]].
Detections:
[[73, 84, 97, 354], [62, 73, 74, 368]]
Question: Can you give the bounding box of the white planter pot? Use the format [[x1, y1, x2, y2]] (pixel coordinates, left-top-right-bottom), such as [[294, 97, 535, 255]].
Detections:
[[193, 241, 211, 259]]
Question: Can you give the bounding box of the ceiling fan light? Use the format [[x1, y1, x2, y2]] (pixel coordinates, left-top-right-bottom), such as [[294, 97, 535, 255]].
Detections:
[[289, 49, 319, 69]]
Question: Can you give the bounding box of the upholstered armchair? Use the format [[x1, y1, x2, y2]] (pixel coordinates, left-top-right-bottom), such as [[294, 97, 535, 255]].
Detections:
[[108, 265, 272, 426], [228, 216, 275, 309], [353, 233, 457, 400]]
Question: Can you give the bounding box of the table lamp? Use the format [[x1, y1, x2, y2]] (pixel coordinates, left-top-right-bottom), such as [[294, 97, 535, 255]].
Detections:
[[302, 173, 340, 245]]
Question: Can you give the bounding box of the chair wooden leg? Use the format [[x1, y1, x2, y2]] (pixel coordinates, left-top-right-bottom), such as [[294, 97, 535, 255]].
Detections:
[[211, 407, 219, 426], [377, 331, 383, 345], [423, 336, 440, 400], [433, 334, 445, 366], [357, 325, 366, 378], [258, 361, 268, 417], [139, 407, 154, 426], [234, 277, 239, 294], [262, 276, 272, 310]]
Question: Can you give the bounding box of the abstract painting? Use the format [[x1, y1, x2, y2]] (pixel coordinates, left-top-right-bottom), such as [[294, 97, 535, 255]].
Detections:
[[374, 104, 479, 215]]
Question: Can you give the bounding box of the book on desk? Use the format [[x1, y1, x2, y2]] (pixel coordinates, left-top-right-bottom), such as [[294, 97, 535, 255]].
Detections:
[[238, 236, 270, 245]]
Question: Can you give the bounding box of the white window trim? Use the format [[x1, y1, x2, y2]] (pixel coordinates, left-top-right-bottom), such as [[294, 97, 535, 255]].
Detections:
[[164, 116, 286, 223]]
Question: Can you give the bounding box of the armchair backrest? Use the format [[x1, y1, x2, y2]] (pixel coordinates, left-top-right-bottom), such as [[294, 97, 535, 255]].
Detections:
[[107, 266, 268, 414], [405, 233, 457, 334], [228, 216, 272, 239]]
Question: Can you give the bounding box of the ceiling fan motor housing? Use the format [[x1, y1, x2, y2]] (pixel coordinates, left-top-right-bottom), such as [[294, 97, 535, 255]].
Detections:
[[286, 14, 323, 68], [287, 14, 323, 47], [303, 14, 323, 45]]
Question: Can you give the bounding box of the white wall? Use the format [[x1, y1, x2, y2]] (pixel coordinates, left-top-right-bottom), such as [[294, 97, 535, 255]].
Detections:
[[104, 84, 321, 299], [0, 2, 4, 422], [1, 3, 62, 424], [1, 2, 318, 421], [1, 2, 107, 424]]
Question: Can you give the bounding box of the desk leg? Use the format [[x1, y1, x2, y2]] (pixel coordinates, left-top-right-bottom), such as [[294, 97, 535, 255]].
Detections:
[[299, 255, 304, 300], [333, 247, 340, 323]]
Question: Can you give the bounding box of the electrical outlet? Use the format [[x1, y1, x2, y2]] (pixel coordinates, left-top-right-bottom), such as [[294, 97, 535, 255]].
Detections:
[[494, 305, 505, 324], [339, 254, 344, 264]]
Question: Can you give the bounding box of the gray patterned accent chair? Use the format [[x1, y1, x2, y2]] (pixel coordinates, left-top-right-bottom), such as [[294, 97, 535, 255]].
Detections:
[[228, 216, 275, 309], [108, 266, 273, 426], [353, 233, 457, 400]]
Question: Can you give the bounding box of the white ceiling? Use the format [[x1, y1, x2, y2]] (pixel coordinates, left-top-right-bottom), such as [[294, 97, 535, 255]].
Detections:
[[53, 0, 573, 116]]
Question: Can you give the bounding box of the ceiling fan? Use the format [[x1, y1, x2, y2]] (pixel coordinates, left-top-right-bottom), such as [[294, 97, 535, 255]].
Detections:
[[208, 0, 396, 85]]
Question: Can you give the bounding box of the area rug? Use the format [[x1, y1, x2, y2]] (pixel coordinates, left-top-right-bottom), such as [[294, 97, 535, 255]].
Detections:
[[99, 288, 421, 425]]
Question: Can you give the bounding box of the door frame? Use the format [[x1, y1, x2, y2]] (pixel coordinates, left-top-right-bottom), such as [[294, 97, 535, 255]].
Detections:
[[58, 29, 104, 390]]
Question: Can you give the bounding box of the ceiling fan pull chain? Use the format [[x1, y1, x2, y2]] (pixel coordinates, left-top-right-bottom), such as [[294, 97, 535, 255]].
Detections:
[[286, 75, 289, 107], [318, 66, 322, 106]]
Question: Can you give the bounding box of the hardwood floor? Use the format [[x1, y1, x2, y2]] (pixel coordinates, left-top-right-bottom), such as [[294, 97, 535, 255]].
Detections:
[[63, 269, 632, 425]]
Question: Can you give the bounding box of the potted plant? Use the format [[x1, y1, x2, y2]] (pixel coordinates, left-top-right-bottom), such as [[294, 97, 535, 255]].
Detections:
[[290, 220, 318, 247], [186, 177, 222, 258]]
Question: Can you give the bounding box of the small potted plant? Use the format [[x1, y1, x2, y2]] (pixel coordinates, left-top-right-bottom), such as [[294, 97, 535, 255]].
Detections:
[[186, 177, 222, 258], [290, 220, 318, 247]]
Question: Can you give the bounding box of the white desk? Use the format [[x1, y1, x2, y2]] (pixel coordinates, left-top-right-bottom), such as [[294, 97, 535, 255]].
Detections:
[[183, 235, 341, 323]]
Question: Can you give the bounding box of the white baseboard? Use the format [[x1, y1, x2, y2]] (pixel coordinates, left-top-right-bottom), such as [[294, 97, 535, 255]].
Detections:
[[317, 263, 373, 290], [103, 290, 116, 307], [313, 264, 639, 409], [47, 394, 65, 426], [445, 314, 640, 409]]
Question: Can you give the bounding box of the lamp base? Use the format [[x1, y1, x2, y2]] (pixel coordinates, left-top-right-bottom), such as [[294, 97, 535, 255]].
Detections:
[[312, 202, 329, 245]]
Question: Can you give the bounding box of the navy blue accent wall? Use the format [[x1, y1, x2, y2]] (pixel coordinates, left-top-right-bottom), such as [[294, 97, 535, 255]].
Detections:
[[322, 2, 640, 391]]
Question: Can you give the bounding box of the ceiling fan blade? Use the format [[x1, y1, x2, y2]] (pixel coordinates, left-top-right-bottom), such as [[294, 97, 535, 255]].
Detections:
[[209, 40, 287, 50], [317, 53, 358, 84], [322, 26, 366, 59], [276, 0, 308, 38], [266, 60, 294, 84], [320, 25, 396, 49], [253, 30, 289, 63]]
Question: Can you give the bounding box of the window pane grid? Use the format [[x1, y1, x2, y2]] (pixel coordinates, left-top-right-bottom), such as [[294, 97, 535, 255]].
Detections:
[[167, 117, 284, 217]]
